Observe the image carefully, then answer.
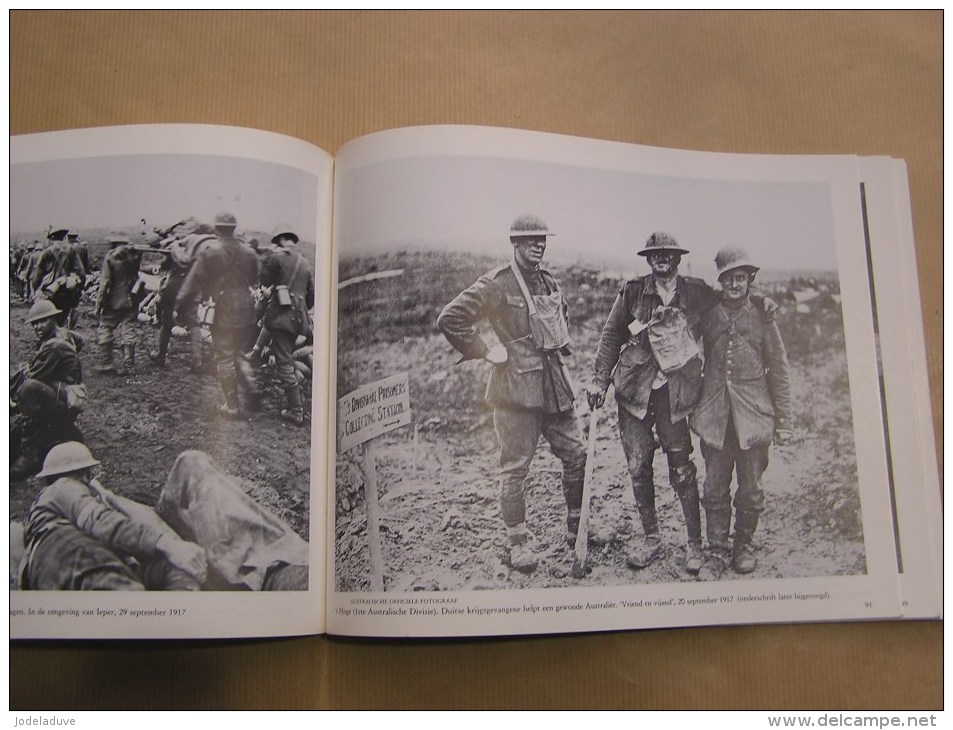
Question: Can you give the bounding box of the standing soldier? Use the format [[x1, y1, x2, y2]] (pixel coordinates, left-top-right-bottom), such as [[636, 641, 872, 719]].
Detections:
[[438, 215, 587, 573], [149, 225, 215, 372], [31, 228, 87, 326], [175, 212, 261, 418], [94, 234, 143, 375], [256, 227, 314, 426], [690, 247, 793, 580], [68, 232, 91, 277], [587, 232, 716, 574]]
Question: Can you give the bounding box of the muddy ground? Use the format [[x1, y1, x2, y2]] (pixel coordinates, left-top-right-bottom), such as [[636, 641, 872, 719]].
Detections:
[[333, 250, 869, 592], [9, 294, 312, 544]]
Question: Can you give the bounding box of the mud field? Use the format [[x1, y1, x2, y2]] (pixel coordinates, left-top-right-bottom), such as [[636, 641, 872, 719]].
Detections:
[[334, 250, 869, 592], [9, 294, 312, 544]]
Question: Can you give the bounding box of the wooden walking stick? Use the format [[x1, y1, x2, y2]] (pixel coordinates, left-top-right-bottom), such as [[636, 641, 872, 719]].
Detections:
[[571, 407, 600, 579]]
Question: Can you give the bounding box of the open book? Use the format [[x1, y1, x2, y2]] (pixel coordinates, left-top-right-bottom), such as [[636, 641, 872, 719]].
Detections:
[[9, 124, 941, 639]]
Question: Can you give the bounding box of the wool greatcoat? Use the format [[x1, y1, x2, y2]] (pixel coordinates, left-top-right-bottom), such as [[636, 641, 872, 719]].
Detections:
[[690, 297, 792, 450]]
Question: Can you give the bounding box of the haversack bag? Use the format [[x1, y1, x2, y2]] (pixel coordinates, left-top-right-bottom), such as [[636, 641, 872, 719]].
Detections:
[[509, 261, 570, 353], [647, 305, 701, 373]]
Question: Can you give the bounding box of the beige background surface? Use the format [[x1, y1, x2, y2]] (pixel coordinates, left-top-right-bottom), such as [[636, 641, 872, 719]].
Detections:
[[10, 10, 941, 710]]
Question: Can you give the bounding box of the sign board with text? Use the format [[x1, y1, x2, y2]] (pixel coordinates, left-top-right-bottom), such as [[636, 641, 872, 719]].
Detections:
[[337, 373, 412, 452]]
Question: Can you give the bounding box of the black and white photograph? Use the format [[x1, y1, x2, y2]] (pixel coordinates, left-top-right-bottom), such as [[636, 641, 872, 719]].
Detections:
[[330, 126, 907, 633], [9, 127, 327, 614]]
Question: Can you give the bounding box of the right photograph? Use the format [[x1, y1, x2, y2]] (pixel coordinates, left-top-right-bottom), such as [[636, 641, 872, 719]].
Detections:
[[331, 143, 881, 598]]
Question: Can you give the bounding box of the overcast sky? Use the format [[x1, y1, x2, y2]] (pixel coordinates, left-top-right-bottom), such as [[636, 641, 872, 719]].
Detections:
[[337, 155, 841, 281], [11, 154, 319, 243]]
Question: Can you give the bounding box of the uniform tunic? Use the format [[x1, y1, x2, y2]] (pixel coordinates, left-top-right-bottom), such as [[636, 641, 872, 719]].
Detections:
[[438, 260, 585, 528]]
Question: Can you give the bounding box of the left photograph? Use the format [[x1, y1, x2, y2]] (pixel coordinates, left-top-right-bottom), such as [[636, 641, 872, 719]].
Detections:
[[10, 148, 318, 592]]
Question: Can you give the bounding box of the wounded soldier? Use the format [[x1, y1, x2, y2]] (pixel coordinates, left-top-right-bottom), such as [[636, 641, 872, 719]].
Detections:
[[14, 443, 309, 591]]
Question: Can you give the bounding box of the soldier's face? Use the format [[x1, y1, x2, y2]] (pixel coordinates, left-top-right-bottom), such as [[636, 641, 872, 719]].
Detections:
[[647, 251, 679, 277], [31, 317, 56, 340], [512, 236, 547, 268], [719, 270, 752, 301]]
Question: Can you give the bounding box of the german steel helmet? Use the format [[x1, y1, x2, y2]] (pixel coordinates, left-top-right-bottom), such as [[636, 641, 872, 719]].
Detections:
[[715, 246, 760, 277], [509, 215, 554, 238], [24, 299, 62, 323], [37, 442, 100, 478], [638, 231, 689, 257]]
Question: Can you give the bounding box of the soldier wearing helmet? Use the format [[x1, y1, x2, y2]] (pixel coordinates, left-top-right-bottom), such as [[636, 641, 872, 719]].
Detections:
[[252, 225, 315, 426], [175, 212, 261, 417], [31, 227, 87, 327], [94, 233, 144, 375], [10, 299, 87, 480], [19, 442, 207, 591], [438, 215, 587, 573], [587, 232, 719, 574], [690, 247, 793, 580]]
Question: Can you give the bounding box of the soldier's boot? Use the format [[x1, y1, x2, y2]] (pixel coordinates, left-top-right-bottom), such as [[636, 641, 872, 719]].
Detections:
[[626, 479, 661, 569], [562, 467, 591, 546], [731, 510, 760, 574], [150, 328, 170, 366], [280, 385, 305, 426], [10, 439, 41, 481], [697, 508, 732, 581], [119, 344, 135, 375], [93, 340, 117, 374], [671, 461, 704, 575], [506, 523, 539, 573], [217, 374, 240, 419], [189, 329, 212, 374]]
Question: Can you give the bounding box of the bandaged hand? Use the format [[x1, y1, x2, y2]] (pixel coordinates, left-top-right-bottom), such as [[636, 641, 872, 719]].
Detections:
[[484, 343, 508, 365]]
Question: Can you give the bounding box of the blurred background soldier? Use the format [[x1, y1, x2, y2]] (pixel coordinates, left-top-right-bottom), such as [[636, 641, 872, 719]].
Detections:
[[149, 224, 215, 372], [175, 212, 261, 418], [10, 299, 86, 480], [255, 226, 314, 426], [94, 233, 144, 375], [67, 232, 91, 276], [438, 215, 587, 573], [31, 228, 87, 326], [18, 241, 43, 302]]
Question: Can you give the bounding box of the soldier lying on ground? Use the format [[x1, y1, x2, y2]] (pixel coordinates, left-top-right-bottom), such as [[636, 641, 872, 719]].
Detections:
[[13, 443, 310, 591]]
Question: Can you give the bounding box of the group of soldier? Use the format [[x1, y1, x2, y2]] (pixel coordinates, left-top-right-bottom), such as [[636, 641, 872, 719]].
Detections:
[[9, 213, 314, 592], [10, 212, 316, 483], [438, 215, 792, 582]]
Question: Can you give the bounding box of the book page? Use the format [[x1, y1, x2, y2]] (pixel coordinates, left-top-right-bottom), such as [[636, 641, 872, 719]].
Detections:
[[857, 158, 942, 619], [9, 124, 332, 639], [327, 125, 911, 637]]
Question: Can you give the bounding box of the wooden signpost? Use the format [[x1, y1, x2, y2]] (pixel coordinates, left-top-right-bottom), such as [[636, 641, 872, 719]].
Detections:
[[337, 373, 412, 591]]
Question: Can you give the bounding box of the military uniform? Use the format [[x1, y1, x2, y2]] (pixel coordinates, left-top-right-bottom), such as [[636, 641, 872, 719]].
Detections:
[[94, 240, 143, 374], [691, 293, 792, 572], [31, 230, 87, 326], [590, 239, 717, 571], [691, 247, 793, 578], [438, 259, 586, 546], [23, 475, 198, 591], [176, 214, 261, 414], [259, 236, 314, 424], [11, 312, 86, 479]]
